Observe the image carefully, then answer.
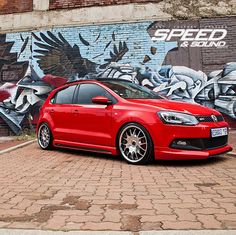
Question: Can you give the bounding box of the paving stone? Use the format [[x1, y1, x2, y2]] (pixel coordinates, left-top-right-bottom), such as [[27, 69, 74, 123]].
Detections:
[[0, 143, 235, 231], [197, 214, 222, 229], [162, 221, 203, 229], [82, 222, 121, 230]]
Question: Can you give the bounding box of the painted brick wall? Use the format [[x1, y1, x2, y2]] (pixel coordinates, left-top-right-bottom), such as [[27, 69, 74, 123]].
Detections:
[[200, 17, 236, 74], [160, 17, 236, 74], [0, 119, 13, 136], [0, 0, 33, 15], [0, 17, 236, 135], [49, 0, 160, 9]]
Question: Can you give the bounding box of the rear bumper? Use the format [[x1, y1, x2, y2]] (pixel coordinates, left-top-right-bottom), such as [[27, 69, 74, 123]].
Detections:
[[154, 144, 233, 160]]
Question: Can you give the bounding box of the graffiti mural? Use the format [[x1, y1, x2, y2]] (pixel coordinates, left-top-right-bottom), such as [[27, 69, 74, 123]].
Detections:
[[139, 63, 236, 120], [0, 18, 236, 135]]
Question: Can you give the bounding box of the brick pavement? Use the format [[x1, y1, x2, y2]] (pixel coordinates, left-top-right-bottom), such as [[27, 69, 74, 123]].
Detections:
[[0, 143, 235, 232], [229, 130, 236, 149]]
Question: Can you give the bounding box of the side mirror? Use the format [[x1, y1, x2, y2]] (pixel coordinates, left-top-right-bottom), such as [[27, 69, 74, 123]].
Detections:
[[92, 96, 112, 105]]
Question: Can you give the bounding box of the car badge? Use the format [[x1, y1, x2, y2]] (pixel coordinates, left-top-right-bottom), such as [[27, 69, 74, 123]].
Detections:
[[211, 115, 217, 122]]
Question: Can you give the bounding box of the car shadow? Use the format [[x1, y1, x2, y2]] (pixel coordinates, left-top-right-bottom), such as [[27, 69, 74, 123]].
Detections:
[[150, 155, 229, 167], [54, 147, 230, 167], [55, 147, 124, 162]]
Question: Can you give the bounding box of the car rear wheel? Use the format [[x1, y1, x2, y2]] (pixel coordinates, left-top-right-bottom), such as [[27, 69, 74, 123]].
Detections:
[[38, 123, 53, 150], [118, 123, 153, 164]]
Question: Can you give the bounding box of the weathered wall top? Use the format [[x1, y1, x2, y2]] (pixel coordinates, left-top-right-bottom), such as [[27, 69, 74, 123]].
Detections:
[[49, 0, 162, 10], [0, 0, 235, 33], [164, 0, 236, 19], [48, 0, 236, 19]]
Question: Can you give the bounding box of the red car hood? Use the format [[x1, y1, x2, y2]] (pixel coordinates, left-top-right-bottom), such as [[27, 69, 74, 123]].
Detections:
[[127, 99, 219, 116]]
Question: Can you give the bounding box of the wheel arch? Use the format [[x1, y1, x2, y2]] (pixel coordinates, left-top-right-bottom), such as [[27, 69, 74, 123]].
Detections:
[[115, 121, 154, 154], [37, 116, 54, 135], [37, 121, 54, 150]]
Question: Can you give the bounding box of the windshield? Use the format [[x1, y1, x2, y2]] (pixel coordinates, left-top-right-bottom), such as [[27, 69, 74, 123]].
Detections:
[[101, 81, 163, 99]]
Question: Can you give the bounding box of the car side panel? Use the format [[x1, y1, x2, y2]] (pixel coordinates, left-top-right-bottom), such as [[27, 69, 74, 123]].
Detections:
[[110, 103, 159, 147], [69, 104, 113, 146]]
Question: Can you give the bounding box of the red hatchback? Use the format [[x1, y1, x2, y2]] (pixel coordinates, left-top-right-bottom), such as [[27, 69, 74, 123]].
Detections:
[[37, 79, 232, 164]]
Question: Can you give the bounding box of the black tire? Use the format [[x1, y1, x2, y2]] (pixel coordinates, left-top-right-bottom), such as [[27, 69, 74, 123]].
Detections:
[[117, 123, 153, 164], [37, 123, 53, 150]]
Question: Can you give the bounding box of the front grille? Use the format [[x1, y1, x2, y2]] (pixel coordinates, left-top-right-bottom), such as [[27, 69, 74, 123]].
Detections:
[[196, 115, 224, 122], [170, 136, 228, 151], [203, 136, 228, 150]]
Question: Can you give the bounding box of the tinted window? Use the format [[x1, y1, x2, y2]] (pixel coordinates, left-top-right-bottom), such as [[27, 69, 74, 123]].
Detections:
[[76, 83, 114, 104], [54, 85, 76, 104], [101, 81, 163, 99]]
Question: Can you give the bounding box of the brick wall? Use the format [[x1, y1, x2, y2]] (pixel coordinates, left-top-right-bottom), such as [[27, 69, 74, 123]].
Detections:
[[200, 17, 236, 74], [49, 0, 160, 9], [159, 17, 236, 74], [0, 0, 33, 15], [0, 119, 13, 136], [0, 17, 236, 135]]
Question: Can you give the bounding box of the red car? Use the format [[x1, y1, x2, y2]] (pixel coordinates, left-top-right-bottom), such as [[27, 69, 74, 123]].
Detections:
[[37, 79, 232, 164]]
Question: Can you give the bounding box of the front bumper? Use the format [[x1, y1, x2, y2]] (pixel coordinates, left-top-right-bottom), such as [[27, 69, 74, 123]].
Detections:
[[151, 121, 233, 160], [154, 144, 232, 160]]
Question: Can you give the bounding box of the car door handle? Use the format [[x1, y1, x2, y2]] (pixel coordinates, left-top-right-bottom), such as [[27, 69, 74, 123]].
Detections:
[[73, 109, 79, 114], [49, 109, 54, 113]]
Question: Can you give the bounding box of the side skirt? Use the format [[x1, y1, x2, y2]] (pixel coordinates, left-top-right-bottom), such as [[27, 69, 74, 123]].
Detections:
[[53, 139, 118, 155]]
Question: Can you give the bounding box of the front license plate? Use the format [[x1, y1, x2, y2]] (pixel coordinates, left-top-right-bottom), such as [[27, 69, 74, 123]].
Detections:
[[211, 127, 228, 138]]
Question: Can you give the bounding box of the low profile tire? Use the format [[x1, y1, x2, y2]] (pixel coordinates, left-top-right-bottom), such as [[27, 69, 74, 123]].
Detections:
[[118, 123, 153, 164], [37, 123, 53, 150]]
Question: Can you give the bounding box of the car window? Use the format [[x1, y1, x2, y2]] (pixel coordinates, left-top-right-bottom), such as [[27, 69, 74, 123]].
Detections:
[[101, 81, 163, 99], [75, 83, 114, 104], [54, 85, 77, 104]]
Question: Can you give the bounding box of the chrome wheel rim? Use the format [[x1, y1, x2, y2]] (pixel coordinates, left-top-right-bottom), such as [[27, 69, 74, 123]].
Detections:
[[38, 124, 50, 149], [119, 125, 148, 163]]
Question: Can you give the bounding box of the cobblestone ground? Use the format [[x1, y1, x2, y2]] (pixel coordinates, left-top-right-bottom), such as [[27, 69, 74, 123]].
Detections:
[[0, 143, 235, 231]]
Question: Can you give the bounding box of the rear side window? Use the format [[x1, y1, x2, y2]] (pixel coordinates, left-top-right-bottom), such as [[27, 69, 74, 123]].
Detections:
[[54, 85, 77, 104], [75, 83, 115, 104]]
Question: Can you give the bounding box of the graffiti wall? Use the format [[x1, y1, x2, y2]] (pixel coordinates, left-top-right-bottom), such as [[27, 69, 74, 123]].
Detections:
[[0, 17, 235, 135]]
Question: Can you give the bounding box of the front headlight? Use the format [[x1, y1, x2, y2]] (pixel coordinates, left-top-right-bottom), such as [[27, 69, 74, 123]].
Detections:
[[158, 111, 199, 126]]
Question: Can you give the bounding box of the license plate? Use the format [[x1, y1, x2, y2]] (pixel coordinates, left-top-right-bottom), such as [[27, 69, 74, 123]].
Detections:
[[211, 127, 228, 138]]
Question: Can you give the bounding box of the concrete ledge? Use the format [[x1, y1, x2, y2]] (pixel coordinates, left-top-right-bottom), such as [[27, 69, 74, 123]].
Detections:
[[227, 151, 236, 156], [0, 2, 171, 33], [0, 230, 132, 235], [140, 231, 236, 235], [0, 230, 236, 235], [0, 139, 36, 155]]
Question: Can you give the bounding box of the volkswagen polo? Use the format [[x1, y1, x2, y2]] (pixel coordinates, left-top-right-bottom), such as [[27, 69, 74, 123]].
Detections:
[[37, 79, 232, 164]]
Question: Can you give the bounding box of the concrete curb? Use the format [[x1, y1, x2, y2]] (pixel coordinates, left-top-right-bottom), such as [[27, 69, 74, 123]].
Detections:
[[140, 231, 236, 235], [0, 230, 131, 235], [227, 151, 236, 156], [0, 139, 36, 155], [0, 230, 236, 235]]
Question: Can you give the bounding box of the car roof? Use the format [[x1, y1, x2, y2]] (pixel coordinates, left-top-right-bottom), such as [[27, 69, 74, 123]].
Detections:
[[65, 78, 133, 85], [53, 78, 133, 94]]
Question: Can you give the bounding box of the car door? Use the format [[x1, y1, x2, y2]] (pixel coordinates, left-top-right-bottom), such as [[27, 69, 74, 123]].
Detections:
[[50, 84, 77, 141], [71, 83, 114, 147]]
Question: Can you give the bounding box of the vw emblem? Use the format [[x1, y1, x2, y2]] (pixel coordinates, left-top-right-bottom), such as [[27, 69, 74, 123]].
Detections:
[[211, 115, 217, 122]]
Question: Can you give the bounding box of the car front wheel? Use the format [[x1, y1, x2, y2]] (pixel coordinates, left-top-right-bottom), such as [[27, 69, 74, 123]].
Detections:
[[118, 123, 153, 164], [38, 123, 53, 150]]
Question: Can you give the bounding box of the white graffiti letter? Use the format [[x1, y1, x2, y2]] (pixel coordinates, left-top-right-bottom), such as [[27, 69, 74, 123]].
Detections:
[[209, 29, 227, 41], [181, 29, 199, 41], [166, 29, 185, 41], [152, 29, 170, 41], [195, 29, 212, 41]]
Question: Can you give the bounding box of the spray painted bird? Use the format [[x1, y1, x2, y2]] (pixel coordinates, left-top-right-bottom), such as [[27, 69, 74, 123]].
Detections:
[[33, 31, 129, 81]]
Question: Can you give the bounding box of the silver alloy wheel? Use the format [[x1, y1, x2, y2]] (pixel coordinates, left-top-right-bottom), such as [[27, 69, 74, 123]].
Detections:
[[119, 125, 148, 163], [38, 124, 51, 149]]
